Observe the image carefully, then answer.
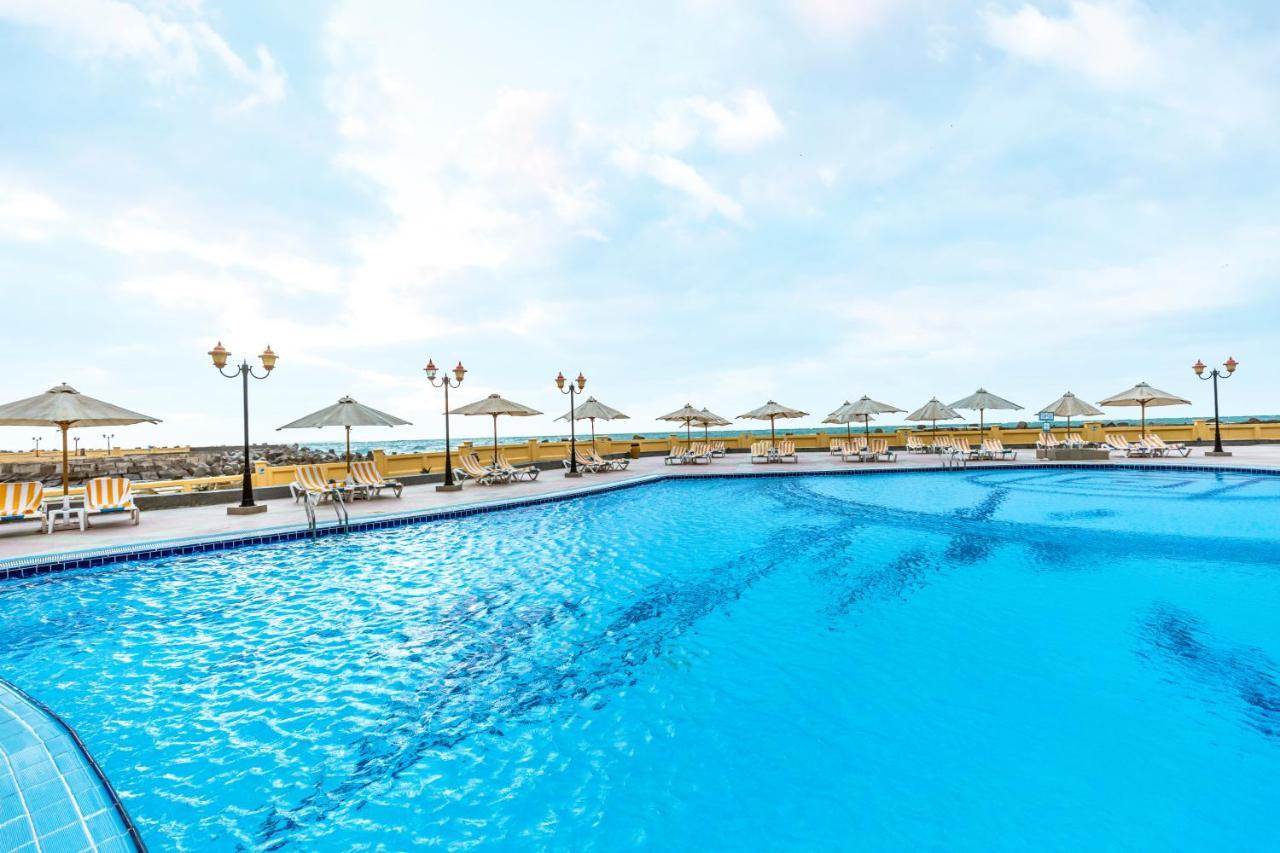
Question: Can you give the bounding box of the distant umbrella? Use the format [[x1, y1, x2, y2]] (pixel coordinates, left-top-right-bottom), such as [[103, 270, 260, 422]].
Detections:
[[658, 403, 705, 445], [692, 407, 732, 442], [1037, 391, 1104, 434], [0, 383, 161, 496], [278, 396, 411, 473], [450, 393, 543, 466], [1097, 382, 1190, 438], [556, 396, 628, 453], [950, 388, 1023, 440], [736, 400, 808, 448], [906, 397, 962, 441], [824, 395, 904, 444]]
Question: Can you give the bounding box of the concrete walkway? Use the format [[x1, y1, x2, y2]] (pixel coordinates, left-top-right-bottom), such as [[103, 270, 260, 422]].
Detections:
[[3, 445, 1280, 568]]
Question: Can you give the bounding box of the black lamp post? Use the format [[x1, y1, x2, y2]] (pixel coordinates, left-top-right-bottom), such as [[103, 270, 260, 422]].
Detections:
[[1193, 357, 1238, 457], [425, 359, 467, 492], [556, 371, 586, 477], [32, 436, 41, 456], [209, 341, 277, 514], [103, 433, 114, 454], [73, 436, 79, 455]]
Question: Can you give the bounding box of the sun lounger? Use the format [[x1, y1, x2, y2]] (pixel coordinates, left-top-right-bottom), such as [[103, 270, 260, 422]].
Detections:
[[348, 460, 403, 498], [565, 450, 604, 473], [982, 438, 1017, 460], [1104, 434, 1150, 458], [458, 453, 509, 484], [0, 481, 47, 534], [830, 439, 849, 456], [905, 435, 928, 454], [1066, 432, 1088, 447], [709, 441, 727, 458], [84, 476, 140, 527], [497, 451, 541, 481], [953, 437, 983, 460], [750, 441, 771, 463], [776, 440, 798, 462], [932, 435, 956, 454], [1036, 432, 1061, 449], [868, 438, 897, 462], [687, 442, 712, 464], [1143, 434, 1191, 457], [586, 449, 628, 470], [665, 444, 691, 465]]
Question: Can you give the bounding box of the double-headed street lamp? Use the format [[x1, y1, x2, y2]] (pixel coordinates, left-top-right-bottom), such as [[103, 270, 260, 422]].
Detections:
[[31, 436, 41, 456], [209, 342, 278, 514], [556, 371, 586, 477], [103, 434, 114, 454], [1193, 356, 1238, 457], [425, 359, 467, 492]]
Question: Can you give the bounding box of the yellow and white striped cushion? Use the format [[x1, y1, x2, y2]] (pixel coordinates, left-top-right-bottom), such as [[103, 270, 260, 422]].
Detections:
[[0, 481, 43, 520], [85, 477, 135, 513]]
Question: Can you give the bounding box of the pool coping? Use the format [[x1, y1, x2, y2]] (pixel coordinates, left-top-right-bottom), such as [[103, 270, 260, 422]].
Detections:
[[4, 461, 1279, 581], [0, 677, 147, 852]]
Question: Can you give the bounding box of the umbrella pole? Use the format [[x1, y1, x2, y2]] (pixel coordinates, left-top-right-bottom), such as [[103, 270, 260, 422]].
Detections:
[[864, 416, 871, 444], [770, 416, 776, 449], [1140, 403, 1146, 440], [492, 415, 500, 467], [979, 409, 985, 442], [591, 418, 597, 455], [60, 422, 70, 498], [686, 419, 691, 445], [345, 425, 351, 476]]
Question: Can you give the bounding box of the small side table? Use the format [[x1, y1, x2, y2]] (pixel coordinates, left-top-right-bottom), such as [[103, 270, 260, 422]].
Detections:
[[44, 498, 87, 534]]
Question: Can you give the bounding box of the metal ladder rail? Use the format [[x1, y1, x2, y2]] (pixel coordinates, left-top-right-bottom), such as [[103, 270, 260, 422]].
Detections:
[[303, 491, 318, 537], [331, 489, 349, 530]]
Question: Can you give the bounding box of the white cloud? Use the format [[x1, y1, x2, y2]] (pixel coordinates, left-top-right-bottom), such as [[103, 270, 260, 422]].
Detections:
[[613, 147, 745, 223], [789, 0, 899, 43], [651, 89, 784, 153], [0, 0, 285, 108], [0, 181, 67, 241], [983, 1, 1157, 87]]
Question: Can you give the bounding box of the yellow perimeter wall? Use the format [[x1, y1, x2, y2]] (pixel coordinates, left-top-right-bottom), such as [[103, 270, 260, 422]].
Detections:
[[24, 421, 1279, 497]]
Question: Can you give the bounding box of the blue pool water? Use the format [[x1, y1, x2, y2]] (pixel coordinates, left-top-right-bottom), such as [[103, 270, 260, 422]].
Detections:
[[2, 469, 1280, 850]]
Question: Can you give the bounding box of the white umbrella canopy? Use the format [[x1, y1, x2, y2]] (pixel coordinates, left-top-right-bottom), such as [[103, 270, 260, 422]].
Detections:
[[1037, 391, 1104, 433], [555, 396, 629, 452], [736, 400, 808, 447], [658, 403, 705, 444], [692, 407, 732, 441], [450, 393, 543, 465], [906, 397, 962, 440], [1097, 382, 1190, 437], [277, 396, 412, 472], [0, 383, 161, 494], [825, 395, 904, 443], [949, 388, 1023, 439]]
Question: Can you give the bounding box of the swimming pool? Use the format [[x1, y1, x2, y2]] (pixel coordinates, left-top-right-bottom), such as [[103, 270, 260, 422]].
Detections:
[[2, 468, 1279, 849]]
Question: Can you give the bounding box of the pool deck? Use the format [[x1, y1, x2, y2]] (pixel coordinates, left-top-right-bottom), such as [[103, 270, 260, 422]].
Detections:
[[4, 444, 1280, 570]]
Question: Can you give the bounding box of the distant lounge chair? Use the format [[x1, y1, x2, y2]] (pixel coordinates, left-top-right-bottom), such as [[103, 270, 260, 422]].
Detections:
[[905, 435, 929, 454], [687, 442, 712, 464], [585, 449, 627, 470], [497, 451, 541, 481], [982, 438, 1017, 460], [777, 440, 798, 463], [868, 437, 897, 462], [84, 476, 140, 527], [665, 444, 690, 465], [348, 460, 403, 498], [1036, 432, 1061, 449], [567, 450, 604, 473], [1143, 434, 1191, 457], [291, 465, 349, 502], [933, 435, 956, 454], [953, 437, 982, 460], [1065, 432, 1088, 448], [0, 481, 47, 534], [750, 441, 771, 463], [458, 453, 508, 484], [708, 441, 727, 457], [830, 439, 849, 456], [1104, 434, 1150, 458]]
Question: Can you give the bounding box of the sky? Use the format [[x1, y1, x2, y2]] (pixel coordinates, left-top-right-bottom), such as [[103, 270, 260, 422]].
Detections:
[[1, 0, 1278, 450]]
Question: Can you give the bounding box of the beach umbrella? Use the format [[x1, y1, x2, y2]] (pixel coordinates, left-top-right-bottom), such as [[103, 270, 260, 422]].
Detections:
[[950, 388, 1023, 441], [658, 403, 705, 445], [1037, 391, 1104, 434], [450, 393, 543, 466], [556, 396, 629, 453], [825, 395, 904, 444], [692, 407, 732, 442], [736, 400, 808, 448], [1097, 382, 1190, 438], [906, 397, 962, 441], [277, 396, 411, 474], [0, 383, 160, 496]]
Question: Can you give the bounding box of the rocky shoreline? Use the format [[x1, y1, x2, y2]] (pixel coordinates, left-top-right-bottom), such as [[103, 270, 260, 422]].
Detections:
[[0, 443, 348, 487]]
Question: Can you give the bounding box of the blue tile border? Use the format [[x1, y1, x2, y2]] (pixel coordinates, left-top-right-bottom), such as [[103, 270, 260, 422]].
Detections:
[[3, 461, 1278, 581], [0, 677, 147, 852]]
